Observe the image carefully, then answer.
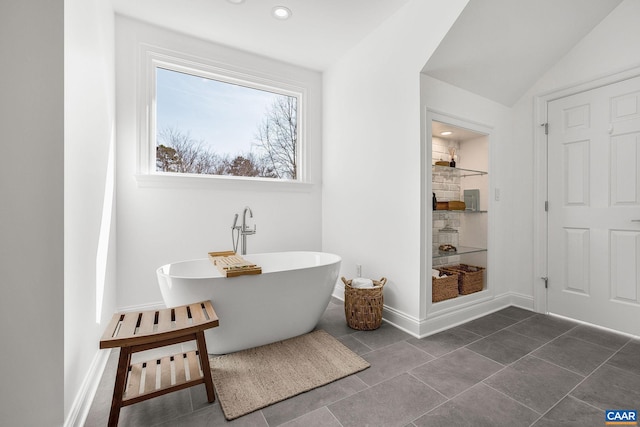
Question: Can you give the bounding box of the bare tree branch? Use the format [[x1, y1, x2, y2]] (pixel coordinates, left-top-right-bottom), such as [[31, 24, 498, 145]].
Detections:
[[254, 96, 298, 179]]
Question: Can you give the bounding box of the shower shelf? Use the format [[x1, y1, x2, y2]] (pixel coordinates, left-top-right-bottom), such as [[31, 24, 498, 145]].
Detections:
[[432, 246, 487, 259]]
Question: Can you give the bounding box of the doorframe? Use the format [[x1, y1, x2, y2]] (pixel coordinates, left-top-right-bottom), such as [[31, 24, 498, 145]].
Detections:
[[533, 65, 640, 314]]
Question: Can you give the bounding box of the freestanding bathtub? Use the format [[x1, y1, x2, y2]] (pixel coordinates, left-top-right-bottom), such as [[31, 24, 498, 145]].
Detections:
[[157, 251, 341, 354]]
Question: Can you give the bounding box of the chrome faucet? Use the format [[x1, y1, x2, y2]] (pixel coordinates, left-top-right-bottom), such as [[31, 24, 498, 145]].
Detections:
[[240, 206, 256, 255]]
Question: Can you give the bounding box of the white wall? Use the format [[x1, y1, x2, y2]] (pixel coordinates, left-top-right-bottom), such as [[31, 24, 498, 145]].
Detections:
[[115, 17, 323, 309], [322, 0, 469, 334], [512, 0, 640, 308], [523, 0, 640, 95], [420, 77, 520, 315], [0, 1, 64, 425], [64, 0, 117, 424]]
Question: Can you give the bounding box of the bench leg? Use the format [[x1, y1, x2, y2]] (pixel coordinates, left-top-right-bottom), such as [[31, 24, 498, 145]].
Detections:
[[108, 347, 131, 427], [196, 331, 215, 403]]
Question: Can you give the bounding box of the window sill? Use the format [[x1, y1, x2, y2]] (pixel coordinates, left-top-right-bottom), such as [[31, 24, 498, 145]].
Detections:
[[134, 173, 315, 192]]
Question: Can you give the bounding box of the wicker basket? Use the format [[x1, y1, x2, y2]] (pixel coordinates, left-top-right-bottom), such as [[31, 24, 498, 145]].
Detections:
[[443, 264, 485, 295], [432, 269, 459, 302], [342, 277, 387, 331]]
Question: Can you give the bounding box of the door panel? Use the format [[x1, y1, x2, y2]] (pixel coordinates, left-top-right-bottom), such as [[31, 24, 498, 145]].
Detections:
[[564, 228, 590, 295], [548, 75, 640, 335]]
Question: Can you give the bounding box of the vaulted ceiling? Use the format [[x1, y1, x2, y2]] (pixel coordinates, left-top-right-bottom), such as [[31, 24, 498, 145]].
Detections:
[[112, 0, 624, 105], [422, 0, 622, 106], [111, 0, 410, 71]]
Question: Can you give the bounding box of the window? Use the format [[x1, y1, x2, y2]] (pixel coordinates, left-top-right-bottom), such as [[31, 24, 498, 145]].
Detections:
[[139, 47, 306, 183]]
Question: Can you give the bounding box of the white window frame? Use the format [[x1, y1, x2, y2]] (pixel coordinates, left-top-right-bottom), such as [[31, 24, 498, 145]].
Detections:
[[135, 44, 310, 189]]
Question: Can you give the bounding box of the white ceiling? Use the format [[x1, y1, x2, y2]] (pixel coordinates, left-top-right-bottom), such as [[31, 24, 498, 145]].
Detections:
[[423, 0, 623, 106], [432, 121, 484, 142], [111, 0, 410, 71], [112, 0, 624, 104]]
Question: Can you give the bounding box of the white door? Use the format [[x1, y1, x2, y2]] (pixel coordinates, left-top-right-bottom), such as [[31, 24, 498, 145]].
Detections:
[[547, 75, 640, 336]]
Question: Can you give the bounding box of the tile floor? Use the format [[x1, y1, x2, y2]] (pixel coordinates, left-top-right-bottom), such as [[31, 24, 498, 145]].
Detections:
[[86, 299, 640, 426]]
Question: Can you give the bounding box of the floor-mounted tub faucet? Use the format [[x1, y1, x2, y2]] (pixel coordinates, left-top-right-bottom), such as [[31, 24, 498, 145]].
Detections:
[[240, 206, 256, 255]]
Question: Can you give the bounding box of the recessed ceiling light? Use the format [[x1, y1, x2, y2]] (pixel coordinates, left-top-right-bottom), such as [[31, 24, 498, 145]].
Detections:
[[440, 131, 453, 136], [272, 6, 292, 20], [227, 0, 244, 4]]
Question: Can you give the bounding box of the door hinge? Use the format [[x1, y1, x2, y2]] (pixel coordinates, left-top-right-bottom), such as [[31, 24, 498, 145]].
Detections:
[[544, 201, 548, 212], [541, 276, 548, 288], [541, 122, 548, 135]]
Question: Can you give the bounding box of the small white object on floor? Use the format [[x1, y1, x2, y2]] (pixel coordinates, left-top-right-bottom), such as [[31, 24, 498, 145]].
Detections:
[[351, 278, 374, 288]]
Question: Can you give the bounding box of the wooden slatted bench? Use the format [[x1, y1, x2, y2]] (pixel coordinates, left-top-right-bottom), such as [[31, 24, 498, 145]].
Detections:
[[100, 300, 219, 427]]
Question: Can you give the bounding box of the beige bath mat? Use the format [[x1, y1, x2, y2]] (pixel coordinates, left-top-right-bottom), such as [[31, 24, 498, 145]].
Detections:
[[209, 329, 370, 420]]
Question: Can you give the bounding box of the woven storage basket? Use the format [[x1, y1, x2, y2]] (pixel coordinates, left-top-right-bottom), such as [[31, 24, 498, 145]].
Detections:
[[432, 269, 459, 302], [342, 277, 387, 331], [443, 264, 485, 295]]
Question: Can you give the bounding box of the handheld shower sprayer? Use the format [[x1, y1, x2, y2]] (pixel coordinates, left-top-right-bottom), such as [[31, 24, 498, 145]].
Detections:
[[231, 213, 240, 253]]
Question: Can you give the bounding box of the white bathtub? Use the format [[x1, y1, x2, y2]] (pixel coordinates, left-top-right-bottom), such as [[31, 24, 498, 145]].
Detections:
[[157, 251, 341, 354]]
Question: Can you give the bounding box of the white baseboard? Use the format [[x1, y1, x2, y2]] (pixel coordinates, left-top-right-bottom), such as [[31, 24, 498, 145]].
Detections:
[[117, 300, 165, 313], [64, 348, 111, 427], [333, 285, 537, 340], [508, 292, 535, 311]]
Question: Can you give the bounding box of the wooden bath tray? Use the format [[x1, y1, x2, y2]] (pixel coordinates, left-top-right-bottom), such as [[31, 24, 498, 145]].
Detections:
[[208, 250, 262, 277]]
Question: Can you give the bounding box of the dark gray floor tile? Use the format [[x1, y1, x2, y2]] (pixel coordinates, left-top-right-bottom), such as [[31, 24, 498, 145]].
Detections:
[[495, 306, 536, 321], [85, 350, 119, 426], [87, 308, 635, 427], [329, 373, 446, 427], [117, 388, 194, 427], [571, 364, 640, 410], [155, 402, 268, 427], [506, 314, 578, 343], [315, 306, 356, 338], [606, 340, 640, 375], [484, 355, 583, 413], [261, 375, 367, 426], [533, 335, 615, 376], [337, 334, 373, 355], [467, 329, 545, 365], [281, 407, 341, 427], [564, 324, 630, 350], [410, 348, 503, 398], [458, 312, 520, 336], [413, 383, 539, 427], [531, 395, 603, 427], [357, 341, 434, 386], [189, 384, 219, 412], [351, 322, 413, 350], [407, 326, 481, 357]]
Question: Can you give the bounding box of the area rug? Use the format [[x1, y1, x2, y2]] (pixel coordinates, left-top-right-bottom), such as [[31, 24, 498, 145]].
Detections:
[[209, 329, 370, 420]]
